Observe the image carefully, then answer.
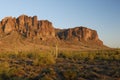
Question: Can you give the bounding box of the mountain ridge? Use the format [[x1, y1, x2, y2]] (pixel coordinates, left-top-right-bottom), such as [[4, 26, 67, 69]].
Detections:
[[0, 15, 108, 52]]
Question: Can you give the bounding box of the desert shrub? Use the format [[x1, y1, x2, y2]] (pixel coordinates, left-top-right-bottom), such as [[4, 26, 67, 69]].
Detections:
[[59, 51, 82, 60], [0, 52, 13, 59], [62, 69, 77, 80], [35, 68, 56, 80], [40, 75, 53, 80], [0, 49, 120, 80], [33, 53, 56, 66], [26, 52, 37, 59], [8, 67, 26, 78], [41, 68, 56, 76], [0, 62, 10, 80], [59, 50, 120, 61], [95, 50, 120, 61], [88, 54, 95, 60]]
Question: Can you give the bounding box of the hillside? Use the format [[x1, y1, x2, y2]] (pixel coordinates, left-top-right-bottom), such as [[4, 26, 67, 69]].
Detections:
[[0, 15, 119, 80], [0, 15, 108, 52]]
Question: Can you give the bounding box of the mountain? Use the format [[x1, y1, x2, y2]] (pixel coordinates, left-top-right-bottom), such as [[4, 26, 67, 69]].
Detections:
[[0, 15, 107, 52]]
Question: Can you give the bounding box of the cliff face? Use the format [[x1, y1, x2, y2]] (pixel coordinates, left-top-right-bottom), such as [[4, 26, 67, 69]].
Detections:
[[57, 27, 103, 45], [0, 15, 103, 47], [0, 15, 55, 40]]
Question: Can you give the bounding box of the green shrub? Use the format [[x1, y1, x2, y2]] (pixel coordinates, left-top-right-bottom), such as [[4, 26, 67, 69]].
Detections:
[[59, 50, 120, 61], [33, 53, 55, 66]]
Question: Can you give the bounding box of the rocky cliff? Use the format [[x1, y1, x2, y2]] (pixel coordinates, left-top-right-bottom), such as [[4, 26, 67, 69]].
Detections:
[[0, 15, 55, 40], [56, 27, 103, 45], [0, 15, 105, 51]]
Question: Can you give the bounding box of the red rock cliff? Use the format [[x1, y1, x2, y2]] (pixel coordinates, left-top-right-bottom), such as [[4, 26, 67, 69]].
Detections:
[[0, 15, 55, 40], [0, 15, 103, 46], [56, 27, 103, 45]]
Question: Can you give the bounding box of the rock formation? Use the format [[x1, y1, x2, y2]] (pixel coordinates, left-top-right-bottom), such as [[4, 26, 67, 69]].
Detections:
[[0, 15, 55, 40], [56, 27, 103, 45], [0, 15, 104, 49]]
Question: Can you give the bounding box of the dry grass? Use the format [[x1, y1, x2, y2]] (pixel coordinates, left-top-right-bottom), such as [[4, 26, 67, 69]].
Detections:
[[0, 49, 119, 80], [59, 49, 120, 61]]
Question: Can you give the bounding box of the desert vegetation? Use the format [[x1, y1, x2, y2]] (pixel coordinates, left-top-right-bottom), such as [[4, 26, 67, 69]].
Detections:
[[0, 49, 119, 80]]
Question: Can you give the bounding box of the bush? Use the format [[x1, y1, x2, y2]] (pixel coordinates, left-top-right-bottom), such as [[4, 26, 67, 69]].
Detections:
[[62, 69, 77, 80], [33, 53, 55, 66], [0, 62, 10, 80], [59, 50, 120, 61]]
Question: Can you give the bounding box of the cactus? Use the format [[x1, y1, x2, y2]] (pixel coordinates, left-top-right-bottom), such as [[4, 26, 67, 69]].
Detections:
[[55, 43, 58, 59]]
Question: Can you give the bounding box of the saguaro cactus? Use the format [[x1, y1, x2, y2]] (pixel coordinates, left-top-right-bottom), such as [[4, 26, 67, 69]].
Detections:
[[55, 43, 58, 59], [54, 40, 58, 59]]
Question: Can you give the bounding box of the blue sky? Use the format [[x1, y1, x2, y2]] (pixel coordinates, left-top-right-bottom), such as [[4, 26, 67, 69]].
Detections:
[[0, 0, 120, 48]]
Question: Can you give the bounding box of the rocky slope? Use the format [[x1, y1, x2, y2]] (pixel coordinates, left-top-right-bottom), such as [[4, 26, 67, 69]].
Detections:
[[0, 15, 107, 51]]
